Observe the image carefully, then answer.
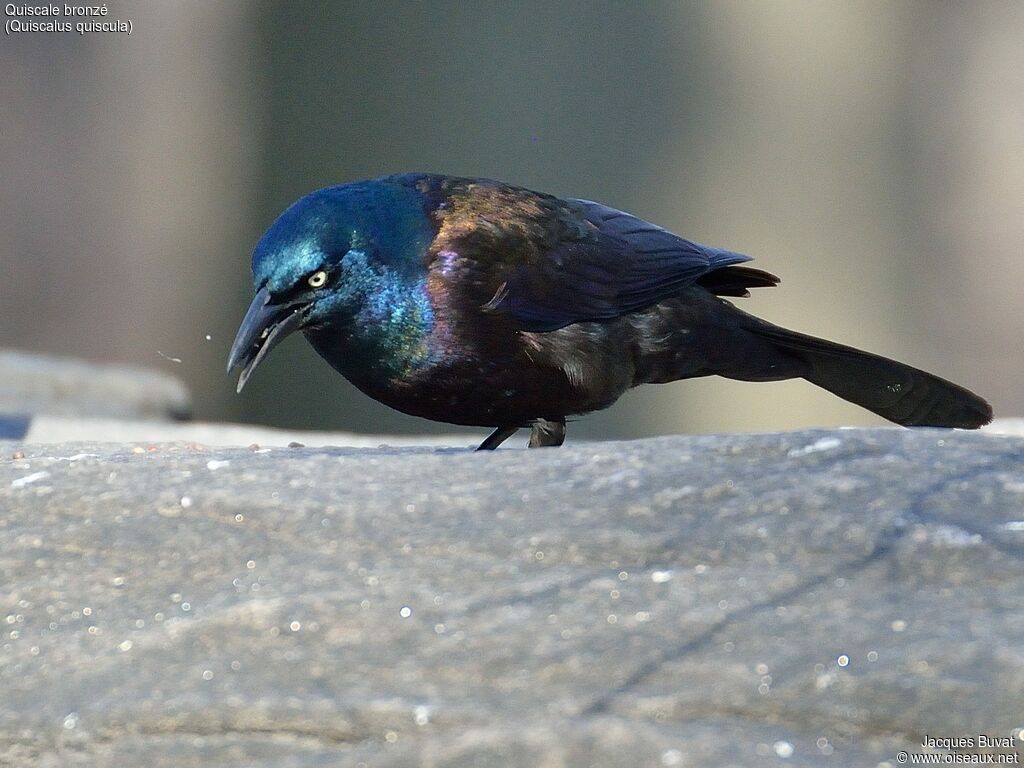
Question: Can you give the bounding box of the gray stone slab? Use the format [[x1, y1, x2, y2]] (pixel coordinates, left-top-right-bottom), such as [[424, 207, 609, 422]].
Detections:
[[1, 429, 1023, 767], [0, 350, 190, 422], [19, 415, 470, 449]]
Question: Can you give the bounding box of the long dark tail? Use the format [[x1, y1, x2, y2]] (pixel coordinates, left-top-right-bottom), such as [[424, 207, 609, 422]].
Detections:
[[746, 323, 992, 429]]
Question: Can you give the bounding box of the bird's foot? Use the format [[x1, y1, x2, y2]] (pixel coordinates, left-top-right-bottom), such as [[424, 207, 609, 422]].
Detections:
[[529, 418, 566, 448], [476, 426, 519, 451]]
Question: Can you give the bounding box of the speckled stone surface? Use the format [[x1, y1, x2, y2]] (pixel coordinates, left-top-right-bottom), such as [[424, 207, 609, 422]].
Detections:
[[1, 429, 1023, 767]]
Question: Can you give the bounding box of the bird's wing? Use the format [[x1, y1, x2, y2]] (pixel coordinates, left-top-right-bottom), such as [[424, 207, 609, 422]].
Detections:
[[428, 183, 752, 332]]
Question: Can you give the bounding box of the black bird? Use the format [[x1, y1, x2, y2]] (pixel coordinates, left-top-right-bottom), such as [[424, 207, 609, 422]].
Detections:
[[228, 173, 992, 449]]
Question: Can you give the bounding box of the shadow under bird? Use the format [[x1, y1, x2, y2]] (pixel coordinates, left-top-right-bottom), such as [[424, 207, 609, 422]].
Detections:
[[228, 173, 992, 449]]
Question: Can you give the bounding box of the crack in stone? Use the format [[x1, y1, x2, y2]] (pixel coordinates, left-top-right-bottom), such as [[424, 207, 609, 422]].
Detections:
[[579, 453, 1014, 718]]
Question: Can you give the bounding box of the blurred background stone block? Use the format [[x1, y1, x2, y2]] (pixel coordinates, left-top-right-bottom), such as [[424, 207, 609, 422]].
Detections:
[[0, 349, 191, 423]]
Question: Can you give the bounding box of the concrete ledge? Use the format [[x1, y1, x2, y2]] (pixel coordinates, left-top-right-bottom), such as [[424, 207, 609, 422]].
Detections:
[[1, 428, 1023, 766], [0, 350, 191, 423]]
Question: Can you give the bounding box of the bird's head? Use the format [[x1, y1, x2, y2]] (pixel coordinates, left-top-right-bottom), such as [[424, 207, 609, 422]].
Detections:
[[227, 178, 435, 392]]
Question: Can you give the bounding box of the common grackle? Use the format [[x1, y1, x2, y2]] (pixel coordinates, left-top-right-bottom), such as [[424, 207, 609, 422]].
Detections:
[[228, 174, 992, 449]]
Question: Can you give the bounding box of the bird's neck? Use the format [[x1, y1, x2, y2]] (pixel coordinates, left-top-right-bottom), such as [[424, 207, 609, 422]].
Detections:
[[304, 270, 435, 386]]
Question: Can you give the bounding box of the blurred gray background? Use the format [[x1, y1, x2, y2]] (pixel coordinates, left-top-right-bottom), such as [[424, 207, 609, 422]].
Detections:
[[2, 0, 1020, 440]]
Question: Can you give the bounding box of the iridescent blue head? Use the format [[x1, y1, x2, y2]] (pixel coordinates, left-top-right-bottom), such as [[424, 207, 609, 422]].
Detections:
[[227, 177, 438, 391]]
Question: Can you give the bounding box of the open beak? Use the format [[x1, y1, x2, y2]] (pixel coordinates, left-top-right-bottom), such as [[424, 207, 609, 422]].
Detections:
[[227, 287, 306, 393]]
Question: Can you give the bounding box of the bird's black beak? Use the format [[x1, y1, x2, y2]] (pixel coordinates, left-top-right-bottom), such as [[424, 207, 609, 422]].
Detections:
[[227, 287, 305, 393]]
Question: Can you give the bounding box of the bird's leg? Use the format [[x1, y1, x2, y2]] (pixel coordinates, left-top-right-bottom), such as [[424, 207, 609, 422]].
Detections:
[[528, 418, 566, 448], [476, 426, 519, 451]]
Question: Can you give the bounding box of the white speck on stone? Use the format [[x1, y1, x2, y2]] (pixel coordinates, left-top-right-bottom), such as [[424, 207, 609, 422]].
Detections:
[[932, 524, 983, 547], [413, 704, 430, 726], [773, 740, 794, 758], [399, 606, 412, 618], [11, 471, 50, 488], [787, 437, 841, 457], [661, 749, 683, 766], [206, 460, 230, 471], [54, 453, 98, 462], [651, 570, 673, 583]]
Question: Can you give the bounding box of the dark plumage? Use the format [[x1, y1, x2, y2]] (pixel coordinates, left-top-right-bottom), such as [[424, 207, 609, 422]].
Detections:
[[227, 173, 992, 449]]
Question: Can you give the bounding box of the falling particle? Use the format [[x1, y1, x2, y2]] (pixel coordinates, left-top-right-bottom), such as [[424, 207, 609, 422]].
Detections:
[[289, 621, 301, 631], [773, 740, 794, 758], [180, 496, 193, 508], [867, 650, 878, 662], [384, 730, 398, 743], [246, 560, 255, 569], [204, 334, 212, 341], [202, 669, 213, 680], [62, 713, 79, 730], [234, 514, 244, 522], [651, 570, 673, 583], [837, 654, 850, 667], [206, 459, 230, 471], [118, 640, 133, 652], [399, 606, 412, 618], [156, 350, 182, 364], [891, 619, 907, 632]]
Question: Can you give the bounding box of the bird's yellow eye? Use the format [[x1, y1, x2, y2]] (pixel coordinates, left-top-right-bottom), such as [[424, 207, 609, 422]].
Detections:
[[307, 270, 327, 288]]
